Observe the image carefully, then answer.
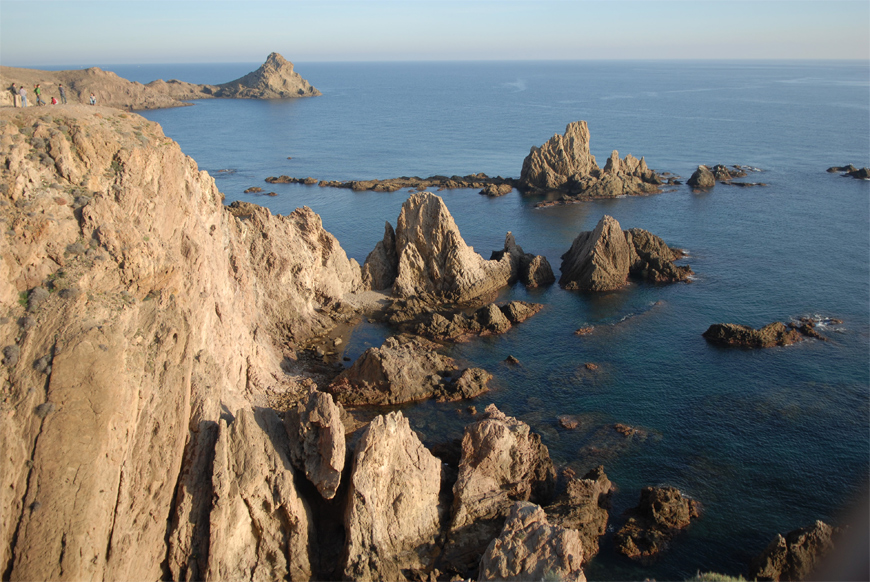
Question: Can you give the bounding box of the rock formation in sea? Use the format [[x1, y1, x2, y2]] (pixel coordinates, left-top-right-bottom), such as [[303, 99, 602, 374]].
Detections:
[[702, 322, 804, 348], [342, 411, 445, 581], [544, 466, 614, 564], [381, 299, 543, 342], [517, 121, 664, 203], [478, 501, 586, 582], [362, 192, 529, 303], [269, 172, 519, 193], [827, 164, 870, 180], [442, 404, 556, 574], [559, 215, 692, 291], [327, 334, 491, 405], [0, 106, 358, 580], [613, 486, 701, 565], [0, 52, 319, 110], [688, 164, 767, 188], [748, 520, 840, 581]]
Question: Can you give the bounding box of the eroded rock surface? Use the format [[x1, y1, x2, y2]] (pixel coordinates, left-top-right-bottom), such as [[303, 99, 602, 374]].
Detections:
[[443, 404, 556, 574], [214, 52, 320, 98], [410, 300, 543, 342], [545, 466, 613, 564], [614, 486, 700, 565], [703, 322, 803, 348], [284, 388, 346, 500], [479, 501, 586, 582], [560, 215, 692, 291], [328, 334, 491, 405], [207, 408, 315, 581], [748, 520, 838, 581], [519, 121, 664, 203], [0, 107, 358, 580], [343, 411, 444, 581]]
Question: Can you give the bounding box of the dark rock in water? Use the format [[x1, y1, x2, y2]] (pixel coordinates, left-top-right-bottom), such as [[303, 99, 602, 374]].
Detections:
[[478, 501, 586, 582], [442, 404, 556, 576], [614, 486, 700, 565], [826, 164, 858, 173], [327, 334, 490, 405], [687, 165, 716, 189], [545, 466, 614, 564], [703, 322, 803, 348], [560, 215, 692, 291], [505, 355, 521, 365], [244, 186, 263, 193], [519, 121, 665, 203], [480, 183, 513, 197], [490, 232, 555, 289], [846, 167, 870, 179], [575, 326, 594, 336], [749, 520, 839, 581]]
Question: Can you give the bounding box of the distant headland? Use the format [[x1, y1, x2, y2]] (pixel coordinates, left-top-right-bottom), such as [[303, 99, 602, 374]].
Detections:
[[0, 52, 320, 110]]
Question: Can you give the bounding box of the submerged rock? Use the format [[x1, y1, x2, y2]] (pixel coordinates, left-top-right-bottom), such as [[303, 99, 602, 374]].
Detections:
[[343, 411, 444, 581], [749, 520, 839, 581], [614, 486, 700, 565], [479, 501, 586, 582]]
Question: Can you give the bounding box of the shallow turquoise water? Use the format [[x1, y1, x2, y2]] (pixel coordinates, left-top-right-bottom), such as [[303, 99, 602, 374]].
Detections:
[[127, 61, 868, 580]]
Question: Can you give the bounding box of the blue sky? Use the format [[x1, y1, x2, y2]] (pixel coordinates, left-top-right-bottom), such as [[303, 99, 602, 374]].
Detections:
[[1, 0, 868, 66]]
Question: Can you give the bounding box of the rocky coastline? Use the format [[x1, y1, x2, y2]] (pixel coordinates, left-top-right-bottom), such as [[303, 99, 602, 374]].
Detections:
[[0, 102, 849, 582], [0, 52, 319, 110]]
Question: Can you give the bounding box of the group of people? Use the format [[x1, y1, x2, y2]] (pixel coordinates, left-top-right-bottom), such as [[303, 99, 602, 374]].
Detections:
[[9, 83, 97, 107]]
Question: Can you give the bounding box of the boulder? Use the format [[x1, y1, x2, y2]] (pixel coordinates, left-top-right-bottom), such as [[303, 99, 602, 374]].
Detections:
[[544, 466, 613, 564], [613, 486, 700, 565], [846, 167, 870, 179], [328, 334, 490, 405], [687, 165, 716, 189], [388, 192, 515, 302], [480, 183, 513, 197], [284, 388, 346, 500], [559, 215, 632, 291], [361, 221, 399, 291], [521, 254, 556, 287], [703, 322, 803, 348], [207, 408, 315, 581], [748, 520, 838, 581], [625, 228, 693, 283], [442, 404, 556, 574], [343, 412, 444, 581], [478, 501, 586, 582]]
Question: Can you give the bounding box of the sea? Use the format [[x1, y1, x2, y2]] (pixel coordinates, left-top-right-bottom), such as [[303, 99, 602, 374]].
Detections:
[[53, 60, 870, 580]]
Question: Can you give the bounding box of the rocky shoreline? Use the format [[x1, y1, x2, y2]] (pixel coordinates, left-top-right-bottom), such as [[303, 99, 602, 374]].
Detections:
[[0, 102, 850, 581]]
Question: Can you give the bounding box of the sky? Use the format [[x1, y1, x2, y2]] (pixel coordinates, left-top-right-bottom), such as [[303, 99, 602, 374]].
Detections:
[[1, 0, 868, 66]]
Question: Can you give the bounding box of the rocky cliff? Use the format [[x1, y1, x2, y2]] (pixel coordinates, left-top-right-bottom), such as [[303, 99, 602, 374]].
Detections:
[[0, 105, 358, 580], [0, 52, 319, 110]]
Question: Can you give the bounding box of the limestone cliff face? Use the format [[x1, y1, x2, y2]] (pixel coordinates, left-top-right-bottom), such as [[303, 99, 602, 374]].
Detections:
[[0, 52, 320, 110], [0, 105, 359, 580]]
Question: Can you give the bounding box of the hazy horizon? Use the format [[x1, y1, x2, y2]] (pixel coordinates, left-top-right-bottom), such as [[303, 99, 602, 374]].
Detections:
[[1, 0, 868, 67]]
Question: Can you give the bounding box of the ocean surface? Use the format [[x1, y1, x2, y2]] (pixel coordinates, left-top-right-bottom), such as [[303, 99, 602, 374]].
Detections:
[[93, 60, 868, 580]]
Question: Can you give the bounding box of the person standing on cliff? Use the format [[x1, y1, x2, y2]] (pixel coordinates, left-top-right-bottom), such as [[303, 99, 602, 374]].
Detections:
[[34, 84, 45, 106], [10, 84, 18, 107], [58, 84, 67, 104], [19, 86, 27, 107], [89, 93, 96, 105]]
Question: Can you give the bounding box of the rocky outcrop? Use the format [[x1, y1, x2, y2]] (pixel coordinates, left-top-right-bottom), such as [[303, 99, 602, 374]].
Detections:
[[478, 501, 586, 582], [214, 52, 320, 98], [614, 486, 700, 564], [272, 173, 519, 193], [827, 164, 870, 180], [284, 388, 346, 500], [748, 520, 838, 581], [702, 322, 803, 348], [327, 334, 491, 405], [518, 121, 664, 202], [362, 192, 517, 303], [490, 232, 556, 288], [544, 466, 613, 564], [687, 165, 716, 189], [442, 404, 556, 574], [343, 411, 444, 581], [207, 408, 315, 581], [560, 215, 692, 291], [480, 183, 513, 197], [409, 300, 543, 342], [0, 53, 319, 110], [0, 106, 358, 580]]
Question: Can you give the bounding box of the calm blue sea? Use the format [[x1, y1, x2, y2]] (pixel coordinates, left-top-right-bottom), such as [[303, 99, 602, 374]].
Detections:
[[100, 60, 868, 580]]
